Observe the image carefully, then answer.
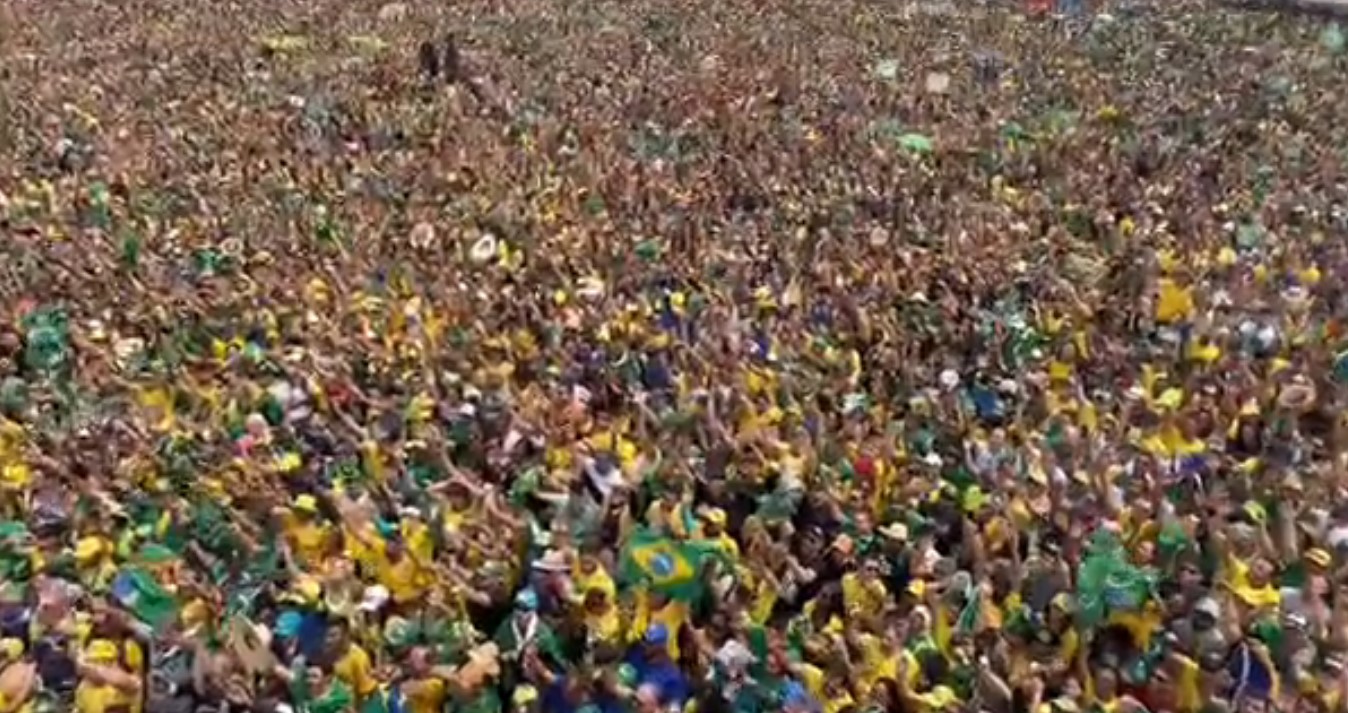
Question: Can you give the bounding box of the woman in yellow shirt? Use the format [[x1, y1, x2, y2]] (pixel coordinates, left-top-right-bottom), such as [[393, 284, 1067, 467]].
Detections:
[[399, 647, 450, 713], [329, 621, 382, 708], [841, 562, 888, 619], [74, 639, 141, 713], [580, 587, 625, 653], [277, 494, 335, 568]]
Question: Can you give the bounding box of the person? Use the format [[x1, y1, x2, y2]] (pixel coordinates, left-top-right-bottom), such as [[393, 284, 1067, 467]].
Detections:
[[624, 625, 689, 710]]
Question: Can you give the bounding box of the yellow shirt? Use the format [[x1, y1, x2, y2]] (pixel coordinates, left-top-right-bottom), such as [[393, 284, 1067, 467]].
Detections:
[[749, 579, 778, 626], [1224, 556, 1281, 610], [334, 643, 380, 698], [0, 693, 34, 713], [1108, 608, 1163, 651], [282, 515, 333, 566], [441, 506, 469, 535], [627, 592, 688, 660], [644, 502, 689, 538], [1156, 279, 1195, 324], [585, 607, 624, 647], [1174, 654, 1202, 713], [573, 568, 617, 602], [351, 529, 430, 604], [402, 676, 448, 713], [74, 683, 130, 713], [856, 634, 908, 692], [842, 573, 887, 618]]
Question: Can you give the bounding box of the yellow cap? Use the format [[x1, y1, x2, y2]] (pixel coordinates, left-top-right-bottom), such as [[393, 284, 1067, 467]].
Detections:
[[275, 452, 303, 474], [1155, 388, 1184, 411], [74, 536, 108, 563], [0, 638, 23, 661], [514, 686, 539, 705], [285, 576, 322, 605]]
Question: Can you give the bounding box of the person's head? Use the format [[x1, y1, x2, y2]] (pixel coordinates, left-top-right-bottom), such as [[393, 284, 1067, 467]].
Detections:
[[407, 646, 433, 675], [659, 487, 679, 506], [514, 589, 539, 619], [578, 551, 600, 575], [444, 480, 472, 509], [1249, 558, 1273, 587], [292, 493, 320, 520], [1094, 667, 1118, 699], [325, 619, 352, 653], [643, 623, 671, 660], [1177, 556, 1205, 593], [583, 588, 609, 614], [1047, 593, 1073, 630], [868, 678, 902, 710], [1305, 548, 1332, 583], [304, 665, 329, 692], [701, 508, 727, 537], [859, 558, 883, 582], [382, 533, 401, 560]]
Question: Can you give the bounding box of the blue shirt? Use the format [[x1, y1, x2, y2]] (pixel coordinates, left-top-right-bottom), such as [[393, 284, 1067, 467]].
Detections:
[[543, 677, 628, 713], [626, 649, 691, 707]]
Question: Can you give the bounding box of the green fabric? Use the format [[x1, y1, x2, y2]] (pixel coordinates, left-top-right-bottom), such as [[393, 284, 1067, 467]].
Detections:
[[1279, 561, 1307, 589], [21, 307, 71, 374], [955, 585, 981, 633], [310, 680, 355, 713], [453, 686, 503, 713], [111, 567, 180, 629], [358, 689, 391, 713], [1075, 531, 1156, 628]]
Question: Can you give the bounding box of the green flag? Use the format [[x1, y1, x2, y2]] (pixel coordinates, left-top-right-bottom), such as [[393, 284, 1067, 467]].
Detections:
[[1075, 531, 1156, 629], [110, 567, 179, 629]]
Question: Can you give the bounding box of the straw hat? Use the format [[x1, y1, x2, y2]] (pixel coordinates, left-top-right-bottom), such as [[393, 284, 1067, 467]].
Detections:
[[1277, 378, 1317, 412], [878, 522, 909, 541]]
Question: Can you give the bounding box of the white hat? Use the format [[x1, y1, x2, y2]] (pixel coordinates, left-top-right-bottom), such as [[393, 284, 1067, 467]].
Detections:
[[358, 585, 390, 612], [879, 523, 909, 541], [469, 234, 498, 264], [532, 549, 570, 573]]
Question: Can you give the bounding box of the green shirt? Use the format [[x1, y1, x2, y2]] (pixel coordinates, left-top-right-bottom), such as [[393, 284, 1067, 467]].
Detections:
[[451, 686, 502, 713]]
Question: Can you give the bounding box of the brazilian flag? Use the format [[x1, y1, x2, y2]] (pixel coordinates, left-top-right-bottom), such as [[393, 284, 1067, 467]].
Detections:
[[619, 528, 724, 601]]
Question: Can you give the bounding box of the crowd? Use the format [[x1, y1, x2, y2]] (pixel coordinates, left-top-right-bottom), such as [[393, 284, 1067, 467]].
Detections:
[[2, 0, 1348, 711]]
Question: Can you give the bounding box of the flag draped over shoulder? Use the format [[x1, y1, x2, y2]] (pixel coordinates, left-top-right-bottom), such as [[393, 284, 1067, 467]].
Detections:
[[618, 528, 725, 600], [1075, 530, 1156, 629], [1228, 640, 1280, 703], [110, 567, 179, 629]]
